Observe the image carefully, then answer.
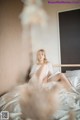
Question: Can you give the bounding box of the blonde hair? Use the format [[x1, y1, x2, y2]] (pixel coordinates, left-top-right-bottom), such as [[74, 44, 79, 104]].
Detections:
[[37, 49, 48, 64]]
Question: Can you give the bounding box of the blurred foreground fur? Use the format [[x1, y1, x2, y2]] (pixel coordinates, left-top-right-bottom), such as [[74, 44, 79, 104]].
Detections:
[[0, 82, 75, 120], [20, 82, 75, 120], [20, 83, 62, 120]]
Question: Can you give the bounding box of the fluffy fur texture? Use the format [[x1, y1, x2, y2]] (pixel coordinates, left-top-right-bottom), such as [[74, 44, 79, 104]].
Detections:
[[20, 83, 61, 120], [20, 0, 48, 27]]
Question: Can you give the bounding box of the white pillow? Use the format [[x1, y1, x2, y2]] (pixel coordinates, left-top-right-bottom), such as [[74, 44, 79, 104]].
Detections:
[[67, 76, 79, 87], [65, 70, 80, 78], [65, 70, 80, 88]]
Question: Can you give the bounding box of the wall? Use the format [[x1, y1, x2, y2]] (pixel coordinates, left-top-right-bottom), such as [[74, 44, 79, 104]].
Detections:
[[31, 1, 80, 67], [0, 0, 31, 95]]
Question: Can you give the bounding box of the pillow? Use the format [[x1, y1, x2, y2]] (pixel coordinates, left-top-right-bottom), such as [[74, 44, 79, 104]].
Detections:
[[65, 70, 80, 78], [67, 76, 79, 87], [65, 70, 80, 88]]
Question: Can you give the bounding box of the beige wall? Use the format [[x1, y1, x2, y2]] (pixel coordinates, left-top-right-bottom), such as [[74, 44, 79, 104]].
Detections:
[[0, 0, 31, 95], [31, 2, 80, 67]]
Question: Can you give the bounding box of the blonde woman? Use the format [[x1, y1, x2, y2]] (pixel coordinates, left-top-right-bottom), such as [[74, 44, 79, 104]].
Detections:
[[30, 49, 75, 91]]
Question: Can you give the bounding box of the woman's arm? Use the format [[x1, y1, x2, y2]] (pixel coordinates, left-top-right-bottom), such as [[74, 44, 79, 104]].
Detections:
[[29, 64, 37, 78], [30, 64, 45, 82], [41, 63, 54, 83], [42, 73, 52, 83]]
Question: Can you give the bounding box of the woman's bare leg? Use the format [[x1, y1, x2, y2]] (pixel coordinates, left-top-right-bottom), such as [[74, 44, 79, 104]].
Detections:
[[36, 68, 72, 91], [50, 73, 73, 91]]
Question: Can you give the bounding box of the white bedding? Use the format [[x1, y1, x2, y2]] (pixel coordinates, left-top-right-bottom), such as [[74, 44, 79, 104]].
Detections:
[[0, 71, 80, 120], [65, 70, 80, 91], [0, 82, 80, 120]]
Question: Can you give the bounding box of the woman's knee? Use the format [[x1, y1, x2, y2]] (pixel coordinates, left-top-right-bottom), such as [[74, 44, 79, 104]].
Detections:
[[58, 73, 65, 78]]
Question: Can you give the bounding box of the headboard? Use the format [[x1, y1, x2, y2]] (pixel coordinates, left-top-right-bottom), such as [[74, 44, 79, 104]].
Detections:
[[61, 67, 80, 73], [53, 64, 80, 73]]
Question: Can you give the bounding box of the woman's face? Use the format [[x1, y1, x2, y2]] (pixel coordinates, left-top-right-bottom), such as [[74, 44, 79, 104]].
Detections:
[[37, 51, 45, 63]]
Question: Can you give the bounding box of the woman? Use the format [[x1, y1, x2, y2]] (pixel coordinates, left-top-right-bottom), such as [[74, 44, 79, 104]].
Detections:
[[29, 49, 75, 91]]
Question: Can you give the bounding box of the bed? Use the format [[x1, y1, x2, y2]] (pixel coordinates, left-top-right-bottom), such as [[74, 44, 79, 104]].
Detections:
[[0, 68, 80, 120]]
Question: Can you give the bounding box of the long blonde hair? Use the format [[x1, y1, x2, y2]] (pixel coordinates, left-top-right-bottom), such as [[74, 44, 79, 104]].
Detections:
[[37, 49, 48, 64]]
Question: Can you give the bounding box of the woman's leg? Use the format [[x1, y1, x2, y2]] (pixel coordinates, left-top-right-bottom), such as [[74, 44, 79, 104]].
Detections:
[[50, 73, 73, 91]]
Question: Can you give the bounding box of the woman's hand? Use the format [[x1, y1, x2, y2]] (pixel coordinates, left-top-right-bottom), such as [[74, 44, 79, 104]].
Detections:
[[42, 76, 48, 83], [42, 74, 52, 83]]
